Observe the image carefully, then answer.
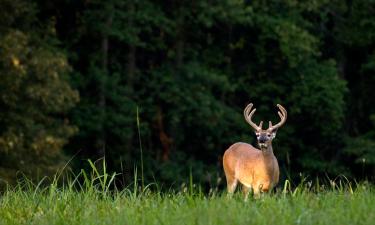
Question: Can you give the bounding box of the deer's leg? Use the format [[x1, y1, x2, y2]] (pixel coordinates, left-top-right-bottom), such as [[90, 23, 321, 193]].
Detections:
[[242, 185, 251, 201], [253, 183, 264, 199], [253, 188, 261, 199], [253, 182, 271, 199], [226, 175, 238, 196]]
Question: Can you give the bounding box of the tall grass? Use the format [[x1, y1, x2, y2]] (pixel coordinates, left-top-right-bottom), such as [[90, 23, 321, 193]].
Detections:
[[136, 106, 144, 191], [0, 162, 374, 225]]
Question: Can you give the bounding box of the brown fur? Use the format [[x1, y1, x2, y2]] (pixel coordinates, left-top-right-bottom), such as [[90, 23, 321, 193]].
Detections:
[[223, 142, 279, 198]]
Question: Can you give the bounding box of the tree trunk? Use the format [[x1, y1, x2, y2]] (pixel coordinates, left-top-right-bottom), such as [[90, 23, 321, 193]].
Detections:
[[97, 12, 113, 159], [176, 39, 184, 69], [156, 106, 172, 161], [127, 45, 136, 91], [126, 1, 136, 91]]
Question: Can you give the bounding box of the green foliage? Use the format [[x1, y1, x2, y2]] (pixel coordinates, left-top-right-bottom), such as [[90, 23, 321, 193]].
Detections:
[[0, 0, 78, 184], [0, 0, 375, 185], [344, 114, 375, 175]]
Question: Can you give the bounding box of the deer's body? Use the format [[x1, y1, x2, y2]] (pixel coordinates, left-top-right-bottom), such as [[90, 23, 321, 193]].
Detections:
[[223, 142, 279, 197], [223, 103, 286, 199]]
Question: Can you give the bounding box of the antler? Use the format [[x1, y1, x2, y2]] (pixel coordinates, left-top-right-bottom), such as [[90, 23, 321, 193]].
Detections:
[[268, 104, 287, 131], [243, 103, 263, 131]]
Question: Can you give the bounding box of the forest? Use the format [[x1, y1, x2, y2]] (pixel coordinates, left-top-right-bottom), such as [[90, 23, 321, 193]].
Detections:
[[0, 0, 375, 188]]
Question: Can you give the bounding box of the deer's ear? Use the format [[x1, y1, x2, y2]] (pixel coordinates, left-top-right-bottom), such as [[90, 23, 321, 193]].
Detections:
[[271, 129, 278, 138]]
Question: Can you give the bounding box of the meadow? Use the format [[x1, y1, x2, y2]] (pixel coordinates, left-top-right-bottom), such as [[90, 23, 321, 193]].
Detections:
[[0, 164, 374, 225]]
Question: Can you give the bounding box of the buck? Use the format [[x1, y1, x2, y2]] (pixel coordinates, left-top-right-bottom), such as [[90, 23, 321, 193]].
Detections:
[[223, 103, 287, 199]]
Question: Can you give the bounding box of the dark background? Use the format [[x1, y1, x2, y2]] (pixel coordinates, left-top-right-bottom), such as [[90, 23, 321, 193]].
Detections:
[[0, 0, 374, 188]]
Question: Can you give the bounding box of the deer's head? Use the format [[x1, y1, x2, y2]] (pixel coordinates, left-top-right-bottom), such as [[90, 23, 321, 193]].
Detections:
[[243, 103, 287, 149]]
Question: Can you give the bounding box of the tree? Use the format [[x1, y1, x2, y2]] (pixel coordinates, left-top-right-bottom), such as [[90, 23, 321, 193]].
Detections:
[[2, 0, 374, 186], [0, 0, 79, 184]]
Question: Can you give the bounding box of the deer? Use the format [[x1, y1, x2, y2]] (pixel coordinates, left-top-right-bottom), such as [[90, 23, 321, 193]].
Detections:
[[223, 103, 287, 199]]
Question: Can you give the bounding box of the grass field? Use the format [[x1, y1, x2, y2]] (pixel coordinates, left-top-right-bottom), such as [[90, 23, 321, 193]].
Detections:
[[0, 161, 374, 225], [0, 178, 374, 225]]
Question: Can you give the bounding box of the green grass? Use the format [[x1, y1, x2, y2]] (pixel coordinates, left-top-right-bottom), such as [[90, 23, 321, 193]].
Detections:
[[0, 162, 374, 225], [0, 180, 374, 225]]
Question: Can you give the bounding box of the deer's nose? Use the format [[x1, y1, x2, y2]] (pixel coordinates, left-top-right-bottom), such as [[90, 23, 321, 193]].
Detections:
[[259, 136, 267, 143]]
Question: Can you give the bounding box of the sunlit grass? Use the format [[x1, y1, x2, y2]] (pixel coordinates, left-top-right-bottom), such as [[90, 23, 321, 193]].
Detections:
[[0, 164, 374, 225]]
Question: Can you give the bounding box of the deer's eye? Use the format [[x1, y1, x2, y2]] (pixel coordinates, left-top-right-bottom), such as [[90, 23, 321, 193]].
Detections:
[[267, 134, 271, 137]]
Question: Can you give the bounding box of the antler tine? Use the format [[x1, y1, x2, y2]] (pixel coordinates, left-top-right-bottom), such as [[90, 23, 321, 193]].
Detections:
[[243, 103, 261, 131], [268, 104, 287, 131], [258, 121, 263, 130]]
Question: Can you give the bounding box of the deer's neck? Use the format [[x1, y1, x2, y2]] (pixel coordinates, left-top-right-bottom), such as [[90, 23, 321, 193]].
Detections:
[[261, 145, 274, 159], [261, 145, 277, 178]]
